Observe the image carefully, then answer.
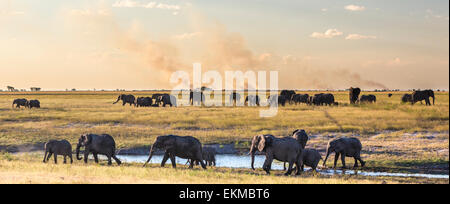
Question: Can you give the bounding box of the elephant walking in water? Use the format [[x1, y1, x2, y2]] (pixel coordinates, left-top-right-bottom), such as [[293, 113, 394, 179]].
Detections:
[[323, 137, 365, 169], [412, 90, 435, 105], [76, 134, 121, 166], [113, 94, 136, 106], [349, 87, 361, 104], [43, 140, 73, 164], [143, 135, 207, 169], [250, 134, 303, 175], [12, 99, 28, 108]]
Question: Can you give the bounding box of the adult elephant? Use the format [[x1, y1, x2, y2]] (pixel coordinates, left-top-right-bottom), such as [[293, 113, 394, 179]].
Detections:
[[136, 97, 153, 107], [190, 91, 204, 106], [349, 87, 361, 104], [152, 94, 167, 105], [291, 94, 309, 105], [359, 95, 376, 103], [229, 92, 241, 106], [27, 100, 41, 108], [143, 135, 207, 169], [323, 137, 365, 169], [280, 90, 296, 104], [113, 94, 136, 106], [158, 94, 177, 107], [310, 93, 335, 106], [43, 140, 73, 164], [412, 90, 435, 106], [267, 95, 287, 107], [284, 129, 309, 170], [401, 94, 413, 103], [245, 95, 260, 106], [249, 134, 303, 175], [76, 134, 121, 166], [12, 99, 28, 108]]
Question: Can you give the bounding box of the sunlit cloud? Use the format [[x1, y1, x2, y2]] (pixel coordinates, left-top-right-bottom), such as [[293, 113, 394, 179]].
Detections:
[[345, 5, 366, 11], [310, 29, 343, 39], [173, 32, 202, 40], [425, 9, 449, 21], [346, 34, 377, 40], [0, 10, 25, 15], [112, 0, 181, 10]]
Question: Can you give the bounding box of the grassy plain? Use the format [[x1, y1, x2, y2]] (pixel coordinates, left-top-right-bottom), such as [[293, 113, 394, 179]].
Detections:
[[0, 91, 448, 183]]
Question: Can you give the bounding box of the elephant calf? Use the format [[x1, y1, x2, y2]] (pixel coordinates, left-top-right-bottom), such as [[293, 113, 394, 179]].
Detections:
[[43, 140, 73, 164], [301, 149, 322, 172], [323, 137, 365, 169], [187, 147, 217, 167]]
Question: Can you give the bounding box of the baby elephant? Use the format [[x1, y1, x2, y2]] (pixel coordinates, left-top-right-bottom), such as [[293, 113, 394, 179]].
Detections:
[[283, 148, 322, 172], [202, 147, 217, 166], [301, 149, 322, 172], [43, 140, 73, 164]]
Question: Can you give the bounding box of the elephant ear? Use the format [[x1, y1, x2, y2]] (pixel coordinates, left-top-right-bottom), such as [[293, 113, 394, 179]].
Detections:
[[257, 135, 266, 152], [85, 134, 92, 145]]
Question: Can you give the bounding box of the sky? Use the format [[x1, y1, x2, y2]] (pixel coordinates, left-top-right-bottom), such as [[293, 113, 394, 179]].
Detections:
[[0, 0, 448, 90]]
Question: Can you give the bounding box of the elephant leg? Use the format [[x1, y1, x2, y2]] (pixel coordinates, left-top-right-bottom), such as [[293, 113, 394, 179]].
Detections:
[[47, 152, 53, 162], [54, 154, 58, 164], [425, 98, 430, 106], [285, 162, 294, 176], [283, 162, 286, 171], [341, 154, 346, 169], [93, 153, 99, 163], [333, 153, 340, 169], [188, 159, 194, 169], [43, 150, 48, 163], [161, 152, 170, 167], [106, 155, 112, 166], [84, 151, 89, 164], [353, 157, 359, 168], [357, 156, 365, 167], [169, 154, 176, 168], [112, 155, 121, 165], [63, 156, 67, 164], [69, 155, 73, 164]]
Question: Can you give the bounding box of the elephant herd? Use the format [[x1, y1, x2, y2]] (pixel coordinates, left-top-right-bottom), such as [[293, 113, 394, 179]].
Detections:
[[400, 90, 435, 106], [12, 98, 40, 109], [113, 94, 176, 107], [42, 130, 365, 177]]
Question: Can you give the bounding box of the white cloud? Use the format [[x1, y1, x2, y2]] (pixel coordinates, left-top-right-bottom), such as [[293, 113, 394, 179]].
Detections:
[[310, 29, 343, 39], [321, 8, 328, 12], [345, 34, 377, 40], [345, 5, 366, 11], [426, 9, 449, 21], [173, 32, 202, 40], [112, 0, 181, 11]]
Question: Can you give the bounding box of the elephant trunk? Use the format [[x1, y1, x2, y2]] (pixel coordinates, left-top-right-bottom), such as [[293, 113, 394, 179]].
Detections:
[[113, 96, 120, 104], [143, 145, 156, 167], [249, 146, 256, 170], [76, 144, 82, 160]]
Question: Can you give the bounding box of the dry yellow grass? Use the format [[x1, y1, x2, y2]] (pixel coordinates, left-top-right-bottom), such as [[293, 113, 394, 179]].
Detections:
[[0, 153, 446, 184]]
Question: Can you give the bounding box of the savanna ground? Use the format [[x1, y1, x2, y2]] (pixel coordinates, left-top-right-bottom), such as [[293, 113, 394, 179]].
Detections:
[[0, 91, 448, 184]]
